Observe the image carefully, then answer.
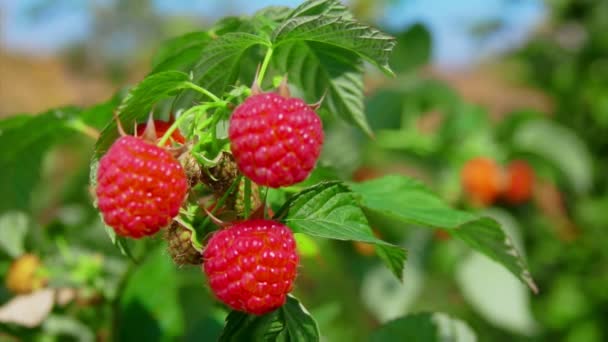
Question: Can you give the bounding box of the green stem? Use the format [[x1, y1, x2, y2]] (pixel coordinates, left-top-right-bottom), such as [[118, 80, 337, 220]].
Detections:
[[158, 102, 226, 147], [244, 178, 252, 218], [157, 106, 201, 147], [186, 82, 222, 103], [66, 119, 100, 140], [200, 175, 243, 230], [257, 47, 274, 87]]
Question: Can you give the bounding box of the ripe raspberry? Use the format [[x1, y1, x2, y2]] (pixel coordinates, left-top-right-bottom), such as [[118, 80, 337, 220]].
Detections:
[[229, 93, 324, 188], [461, 157, 503, 206], [136, 119, 186, 146], [202, 220, 299, 315], [166, 222, 203, 266], [503, 160, 535, 204], [96, 136, 188, 238]]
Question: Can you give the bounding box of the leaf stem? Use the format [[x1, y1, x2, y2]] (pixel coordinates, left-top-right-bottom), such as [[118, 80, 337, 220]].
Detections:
[[157, 106, 200, 147], [66, 119, 100, 140], [257, 47, 274, 87], [186, 82, 222, 103], [158, 102, 224, 147]]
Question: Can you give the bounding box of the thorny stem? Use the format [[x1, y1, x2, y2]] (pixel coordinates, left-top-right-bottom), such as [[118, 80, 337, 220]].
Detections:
[[257, 47, 274, 87]]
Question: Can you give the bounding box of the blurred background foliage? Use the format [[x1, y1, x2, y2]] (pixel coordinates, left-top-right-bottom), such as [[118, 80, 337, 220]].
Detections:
[[0, 0, 607, 341]]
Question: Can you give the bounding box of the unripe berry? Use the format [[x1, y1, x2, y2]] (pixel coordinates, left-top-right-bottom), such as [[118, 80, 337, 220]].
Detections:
[[96, 136, 188, 238], [229, 93, 324, 188], [166, 222, 203, 266], [202, 220, 299, 315]]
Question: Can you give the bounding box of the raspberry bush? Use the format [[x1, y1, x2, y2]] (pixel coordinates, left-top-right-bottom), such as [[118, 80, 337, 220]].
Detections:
[[0, 1, 550, 340]]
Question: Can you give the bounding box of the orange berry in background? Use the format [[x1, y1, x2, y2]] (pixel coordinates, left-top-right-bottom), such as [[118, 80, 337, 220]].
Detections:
[[5, 254, 47, 295], [460, 157, 503, 207], [504, 160, 535, 204]]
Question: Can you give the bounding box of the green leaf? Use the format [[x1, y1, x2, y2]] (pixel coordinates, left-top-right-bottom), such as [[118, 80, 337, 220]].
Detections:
[[0, 108, 80, 211], [272, 11, 395, 75], [350, 175, 538, 292], [0, 212, 30, 257], [451, 218, 538, 293], [455, 209, 538, 335], [220, 296, 319, 342], [285, 0, 351, 19], [272, 42, 371, 136], [371, 312, 477, 342], [270, 2, 395, 135], [93, 71, 192, 158], [277, 182, 406, 279], [117, 247, 183, 340], [103, 224, 134, 260], [193, 33, 269, 94], [362, 236, 425, 323], [390, 23, 432, 73], [512, 119, 592, 194], [80, 94, 123, 129], [151, 32, 212, 71]]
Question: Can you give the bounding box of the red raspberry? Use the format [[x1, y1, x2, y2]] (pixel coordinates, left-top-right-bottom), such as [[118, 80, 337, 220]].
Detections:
[[228, 93, 324, 188], [461, 157, 503, 206], [202, 219, 299, 315], [503, 160, 535, 204], [136, 119, 185, 146], [96, 136, 188, 238]]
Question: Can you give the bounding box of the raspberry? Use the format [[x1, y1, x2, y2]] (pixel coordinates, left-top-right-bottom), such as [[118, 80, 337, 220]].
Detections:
[[202, 219, 299, 315], [96, 136, 188, 238], [503, 160, 534, 204], [166, 222, 203, 266], [229, 93, 324, 188], [461, 157, 503, 206], [136, 119, 185, 146]]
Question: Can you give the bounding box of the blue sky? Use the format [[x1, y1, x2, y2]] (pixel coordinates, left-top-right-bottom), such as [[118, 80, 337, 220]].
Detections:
[[0, 0, 546, 68]]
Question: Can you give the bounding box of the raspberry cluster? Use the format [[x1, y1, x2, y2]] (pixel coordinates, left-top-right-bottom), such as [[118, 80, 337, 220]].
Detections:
[[95, 87, 316, 316]]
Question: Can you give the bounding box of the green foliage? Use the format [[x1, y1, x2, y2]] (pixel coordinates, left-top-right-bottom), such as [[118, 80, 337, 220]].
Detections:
[[389, 23, 432, 74], [151, 32, 212, 74], [0, 212, 30, 257], [512, 119, 592, 194], [0, 1, 562, 341], [0, 108, 80, 211], [371, 312, 477, 342], [220, 296, 319, 341], [276, 181, 406, 279], [94, 71, 192, 157], [350, 176, 537, 292]]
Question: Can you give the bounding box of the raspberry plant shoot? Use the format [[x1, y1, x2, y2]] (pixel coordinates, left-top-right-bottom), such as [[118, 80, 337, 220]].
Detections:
[[0, 0, 540, 340]]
